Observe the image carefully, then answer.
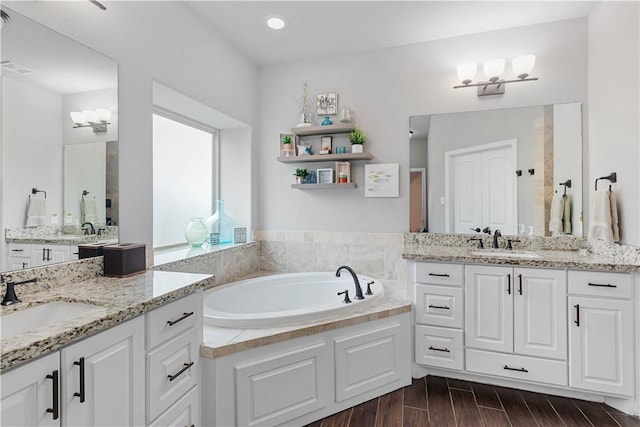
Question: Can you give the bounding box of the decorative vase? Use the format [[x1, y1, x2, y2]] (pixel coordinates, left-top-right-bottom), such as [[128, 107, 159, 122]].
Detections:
[[204, 200, 235, 244], [351, 144, 364, 153], [185, 218, 208, 247], [321, 116, 332, 126], [339, 106, 351, 123]]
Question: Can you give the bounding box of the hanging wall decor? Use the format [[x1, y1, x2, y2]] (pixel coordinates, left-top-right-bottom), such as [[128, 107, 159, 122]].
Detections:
[[365, 163, 400, 197]]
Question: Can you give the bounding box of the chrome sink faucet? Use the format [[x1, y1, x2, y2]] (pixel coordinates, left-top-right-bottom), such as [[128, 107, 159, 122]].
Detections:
[[335, 266, 364, 300], [492, 229, 502, 249]]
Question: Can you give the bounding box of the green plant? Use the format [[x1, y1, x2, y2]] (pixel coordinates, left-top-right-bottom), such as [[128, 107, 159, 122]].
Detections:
[[281, 135, 292, 144], [293, 168, 308, 177], [349, 128, 367, 145]]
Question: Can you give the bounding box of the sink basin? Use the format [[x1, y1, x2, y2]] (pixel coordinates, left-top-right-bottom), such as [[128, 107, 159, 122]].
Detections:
[[470, 250, 541, 259], [1, 301, 101, 341]]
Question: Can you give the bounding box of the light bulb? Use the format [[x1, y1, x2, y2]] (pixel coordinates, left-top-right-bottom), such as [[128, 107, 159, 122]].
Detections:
[[265, 15, 287, 30], [70, 112, 85, 125], [457, 62, 477, 85], [512, 55, 536, 79], [96, 108, 111, 122], [483, 58, 505, 82], [83, 110, 98, 124]]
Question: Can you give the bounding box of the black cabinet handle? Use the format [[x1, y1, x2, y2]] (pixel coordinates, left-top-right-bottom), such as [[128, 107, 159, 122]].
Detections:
[[428, 304, 450, 310], [574, 304, 580, 327], [168, 362, 194, 382], [167, 312, 194, 326], [73, 357, 85, 403], [11, 249, 24, 252], [588, 282, 617, 288], [428, 346, 450, 353], [503, 365, 528, 373], [518, 274, 523, 295], [46, 370, 59, 420], [428, 273, 450, 277], [507, 274, 511, 295], [42, 248, 47, 262]]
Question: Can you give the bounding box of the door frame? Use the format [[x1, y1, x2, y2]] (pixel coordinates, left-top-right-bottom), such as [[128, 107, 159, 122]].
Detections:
[[410, 168, 427, 232]]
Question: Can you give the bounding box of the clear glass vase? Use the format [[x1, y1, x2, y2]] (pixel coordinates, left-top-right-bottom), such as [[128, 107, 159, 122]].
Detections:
[[204, 200, 235, 244], [185, 218, 208, 247]]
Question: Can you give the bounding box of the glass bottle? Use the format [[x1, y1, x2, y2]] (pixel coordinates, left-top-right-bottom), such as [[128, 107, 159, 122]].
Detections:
[[339, 106, 351, 123], [185, 218, 208, 247], [205, 200, 235, 244]]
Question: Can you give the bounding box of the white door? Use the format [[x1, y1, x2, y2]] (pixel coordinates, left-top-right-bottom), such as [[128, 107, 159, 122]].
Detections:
[[447, 140, 516, 234], [465, 265, 513, 353], [514, 268, 567, 360], [0, 352, 60, 427], [568, 297, 634, 396], [61, 316, 144, 427]]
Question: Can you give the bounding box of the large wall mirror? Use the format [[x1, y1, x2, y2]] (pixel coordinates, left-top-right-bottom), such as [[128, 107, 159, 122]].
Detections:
[[409, 103, 582, 237], [1, 7, 118, 272]]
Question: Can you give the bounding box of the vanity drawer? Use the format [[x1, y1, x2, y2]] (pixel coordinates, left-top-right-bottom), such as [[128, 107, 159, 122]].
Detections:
[[415, 262, 463, 286], [7, 243, 31, 258], [415, 285, 463, 328], [148, 384, 199, 427], [568, 271, 632, 299], [147, 327, 199, 422], [466, 348, 567, 386], [415, 325, 464, 371], [147, 293, 200, 349]]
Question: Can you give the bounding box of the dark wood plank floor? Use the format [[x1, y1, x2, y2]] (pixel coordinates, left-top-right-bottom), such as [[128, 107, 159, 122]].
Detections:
[[304, 376, 640, 427]]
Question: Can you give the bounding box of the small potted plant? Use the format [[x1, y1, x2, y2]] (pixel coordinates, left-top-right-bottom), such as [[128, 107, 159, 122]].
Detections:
[[349, 127, 367, 153], [293, 168, 308, 184], [281, 134, 293, 157]]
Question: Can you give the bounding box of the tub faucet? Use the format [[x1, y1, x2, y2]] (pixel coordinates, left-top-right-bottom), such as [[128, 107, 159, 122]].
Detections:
[[335, 266, 364, 300], [493, 229, 502, 249]]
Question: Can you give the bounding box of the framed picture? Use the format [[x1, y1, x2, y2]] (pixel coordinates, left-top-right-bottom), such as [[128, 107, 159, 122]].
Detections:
[[335, 161, 351, 183], [233, 227, 247, 244], [316, 93, 337, 115], [319, 136, 332, 155], [280, 132, 295, 157], [317, 168, 334, 184], [365, 163, 400, 197]]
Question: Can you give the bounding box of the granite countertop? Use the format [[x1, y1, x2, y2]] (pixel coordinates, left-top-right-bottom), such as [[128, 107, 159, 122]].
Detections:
[[403, 245, 640, 272], [0, 270, 215, 371], [200, 279, 411, 359], [6, 235, 118, 245]]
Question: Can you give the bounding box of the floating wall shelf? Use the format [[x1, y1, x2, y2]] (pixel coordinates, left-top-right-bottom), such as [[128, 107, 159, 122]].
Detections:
[[291, 183, 357, 190], [277, 152, 373, 163], [291, 123, 355, 136]]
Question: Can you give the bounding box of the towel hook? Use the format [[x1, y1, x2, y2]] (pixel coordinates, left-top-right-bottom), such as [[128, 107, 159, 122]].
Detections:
[[559, 179, 572, 196], [82, 190, 90, 200], [595, 172, 617, 191], [31, 188, 47, 199]]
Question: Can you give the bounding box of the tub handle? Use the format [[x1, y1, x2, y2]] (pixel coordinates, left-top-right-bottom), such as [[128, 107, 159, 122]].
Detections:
[[167, 312, 194, 326], [337, 290, 352, 304], [366, 281, 374, 295]]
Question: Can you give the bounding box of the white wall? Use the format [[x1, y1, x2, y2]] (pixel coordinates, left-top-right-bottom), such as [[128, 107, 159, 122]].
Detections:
[[258, 18, 588, 232], [588, 1, 640, 245], [7, 1, 259, 257]]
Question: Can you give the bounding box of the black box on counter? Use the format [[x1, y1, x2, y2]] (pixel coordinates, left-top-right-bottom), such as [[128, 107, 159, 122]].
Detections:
[[103, 243, 146, 277], [78, 243, 107, 259]]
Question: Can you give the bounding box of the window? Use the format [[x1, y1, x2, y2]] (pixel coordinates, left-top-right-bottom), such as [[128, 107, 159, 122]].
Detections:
[[152, 112, 219, 249]]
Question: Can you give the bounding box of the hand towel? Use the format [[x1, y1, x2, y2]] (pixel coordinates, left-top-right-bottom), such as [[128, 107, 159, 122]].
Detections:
[[81, 198, 98, 225], [610, 190, 620, 242], [549, 192, 564, 234], [588, 189, 614, 242], [25, 197, 47, 227], [562, 195, 572, 234]]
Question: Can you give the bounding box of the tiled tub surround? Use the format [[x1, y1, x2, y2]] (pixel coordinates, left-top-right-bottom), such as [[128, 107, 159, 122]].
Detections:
[[0, 264, 214, 371], [5, 225, 118, 244]]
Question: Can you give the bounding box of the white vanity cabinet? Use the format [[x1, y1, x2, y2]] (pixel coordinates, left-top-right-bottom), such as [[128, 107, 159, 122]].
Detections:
[[568, 270, 635, 397], [6, 243, 76, 269], [60, 315, 144, 427], [7, 243, 32, 270], [0, 352, 60, 427], [145, 292, 202, 427]]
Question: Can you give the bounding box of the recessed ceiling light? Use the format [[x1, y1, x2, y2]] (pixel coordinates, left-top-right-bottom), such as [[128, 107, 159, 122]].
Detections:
[[265, 15, 287, 30]]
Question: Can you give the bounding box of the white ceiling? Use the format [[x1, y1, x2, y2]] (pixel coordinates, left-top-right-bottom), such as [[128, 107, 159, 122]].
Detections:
[[187, 1, 599, 65]]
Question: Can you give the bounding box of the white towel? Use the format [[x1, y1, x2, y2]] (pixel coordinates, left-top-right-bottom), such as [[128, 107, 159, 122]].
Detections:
[[562, 195, 572, 234], [26, 197, 47, 227], [588, 189, 614, 242], [549, 193, 564, 234], [81, 198, 98, 224], [610, 190, 620, 242]]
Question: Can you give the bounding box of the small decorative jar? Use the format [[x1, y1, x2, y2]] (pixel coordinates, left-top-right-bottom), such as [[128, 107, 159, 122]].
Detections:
[[321, 116, 332, 126], [185, 218, 208, 247], [339, 106, 351, 123]]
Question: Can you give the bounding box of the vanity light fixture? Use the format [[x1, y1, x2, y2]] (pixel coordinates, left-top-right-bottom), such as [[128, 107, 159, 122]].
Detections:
[[70, 108, 111, 133], [265, 15, 287, 30], [454, 55, 538, 96]]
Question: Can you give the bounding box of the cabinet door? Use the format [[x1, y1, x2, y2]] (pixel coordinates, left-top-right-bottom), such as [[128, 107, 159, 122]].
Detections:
[[465, 265, 513, 352], [569, 297, 634, 396], [31, 245, 69, 266], [61, 316, 144, 427], [8, 257, 31, 270], [0, 352, 60, 427], [514, 268, 567, 359]]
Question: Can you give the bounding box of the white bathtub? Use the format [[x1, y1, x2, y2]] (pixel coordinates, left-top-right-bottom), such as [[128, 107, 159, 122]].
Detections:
[[203, 272, 384, 328]]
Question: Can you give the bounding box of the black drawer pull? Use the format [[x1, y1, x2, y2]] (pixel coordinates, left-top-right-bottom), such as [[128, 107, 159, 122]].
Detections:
[[588, 282, 617, 288], [428, 273, 450, 277], [73, 357, 85, 403], [574, 304, 580, 327], [518, 274, 523, 295], [503, 365, 528, 373], [11, 249, 24, 252], [168, 362, 194, 381], [46, 370, 59, 420], [428, 346, 450, 353], [167, 312, 194, 326], [428, 304, 450, 310]]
